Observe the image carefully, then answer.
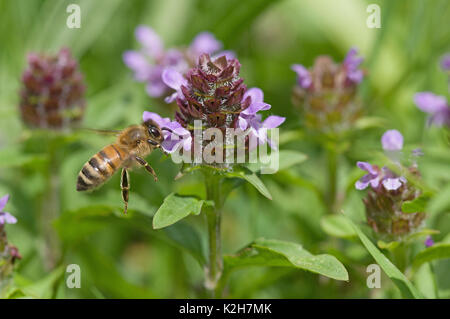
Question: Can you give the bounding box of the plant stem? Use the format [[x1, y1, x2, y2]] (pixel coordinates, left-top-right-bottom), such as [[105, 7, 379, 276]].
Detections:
[[203, 172, 224, 298], [326, 146, 338, 213], [41, 137, 61, 270]]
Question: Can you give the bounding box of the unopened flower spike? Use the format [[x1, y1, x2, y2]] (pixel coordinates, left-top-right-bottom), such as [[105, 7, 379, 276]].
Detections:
[[145, 53, 285, 166], [19, 48, 86, 129], [355, 130, 426, 240], [291, 47, 365, 134]]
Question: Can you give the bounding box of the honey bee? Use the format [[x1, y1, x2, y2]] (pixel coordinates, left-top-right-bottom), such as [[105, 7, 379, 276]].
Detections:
[[76, 119, 165, 214]]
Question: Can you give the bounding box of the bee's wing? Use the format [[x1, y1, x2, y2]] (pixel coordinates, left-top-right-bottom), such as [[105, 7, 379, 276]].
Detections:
[[81, 128, 122, 136]]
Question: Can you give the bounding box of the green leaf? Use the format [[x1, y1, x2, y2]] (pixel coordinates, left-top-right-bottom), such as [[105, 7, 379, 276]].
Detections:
[[0, 146, 47, 168], [163, 222, 206, 266], [405, 229, 440, 242], [344, 216, 423, 298], [153, 193, 206, 229], [19, 266, 65, 298], [224, 238, 348, 281], [248, 150, 307, 173], [412, 243, 450, 271], [320, 215, 356, 239], [402, 194, 431, 213], [227, 166, 272, 200], [377, 240, 400, 251]]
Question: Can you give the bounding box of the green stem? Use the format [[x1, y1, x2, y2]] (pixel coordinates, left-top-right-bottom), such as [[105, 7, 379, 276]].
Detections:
[[429, 262, 440, 299], [203, 172, 224, 298], [41, 138, 61, 270], [392, 243, 408, 273], [326, 147, 338, 213]]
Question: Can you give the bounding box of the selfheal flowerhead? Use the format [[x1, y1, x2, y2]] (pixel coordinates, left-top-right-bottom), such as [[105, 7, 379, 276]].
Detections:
[[19, 48, 86, 129], [414, 92, 450, 127], [0, 194, 17, 225], [381, 130, 403, 151], [291, 48, 364, 134], [356, 133, 426, 240], [175, 53, 245, 130]]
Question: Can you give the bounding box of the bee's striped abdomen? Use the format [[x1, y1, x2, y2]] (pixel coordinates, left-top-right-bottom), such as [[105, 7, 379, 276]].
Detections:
[[76, 144, 126, 191]]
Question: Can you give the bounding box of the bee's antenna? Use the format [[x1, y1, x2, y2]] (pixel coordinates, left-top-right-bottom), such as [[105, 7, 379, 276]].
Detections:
[[161, 127, 182, 137]]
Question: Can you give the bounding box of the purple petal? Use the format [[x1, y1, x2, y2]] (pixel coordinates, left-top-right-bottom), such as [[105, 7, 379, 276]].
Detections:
[[146, 81, 167, 97], [242, 102, 271, 116], [164, 92, 178, 104], [189, 32, 222, 57], [244, 88, 264, 104], [347, 70, 364, 83], [291, 64, 312, 88], [356, 161, 377, 175], [161, 137, 182, 153], [135, 25, 163, 58], [263, 116, 285, 129], [142, 111, 173, 131], [241, 88, 271, 115], [381, 130, 403, 151], [238, 116, 248, 130], [0, 212, 17, 225], [0, 194, 9, 211], [414, 92, 448, 114], [428, 108, 450, 127], [344, 47, 363, 68], [355, 179, 370, 190], [161, 68, 187, 91], [344, 47, 364, 83], [369, 176, 380, 188], [441, 54, 450, 71], [425, 236, 434, 248], [382, 178, 402, 191], [123, 51, 151, 81]]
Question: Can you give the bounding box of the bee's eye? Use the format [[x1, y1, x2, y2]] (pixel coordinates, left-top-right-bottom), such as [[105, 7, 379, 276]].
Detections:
[[149, 127, 160, 138]]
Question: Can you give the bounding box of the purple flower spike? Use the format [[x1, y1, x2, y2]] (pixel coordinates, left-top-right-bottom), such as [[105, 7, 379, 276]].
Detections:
[[355, 162, 380, 190], [441, 54, 450, 71], [343, 47, 364, 83], [425, 236, 434, 247], [291, 64, 312, 88], [381, 130, 403, 151], [0, 194, 17, 225]]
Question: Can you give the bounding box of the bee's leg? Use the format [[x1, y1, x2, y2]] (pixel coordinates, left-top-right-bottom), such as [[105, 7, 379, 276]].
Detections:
[[135, 156, 158, 182], [120, 168, 130, 214]]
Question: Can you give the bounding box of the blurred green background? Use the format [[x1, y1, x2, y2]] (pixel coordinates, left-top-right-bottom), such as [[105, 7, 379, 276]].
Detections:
[[0, 0, 449, 298]]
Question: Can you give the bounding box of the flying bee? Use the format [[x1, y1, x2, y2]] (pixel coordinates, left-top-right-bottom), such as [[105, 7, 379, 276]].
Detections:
[[76, 119, 168, 214]]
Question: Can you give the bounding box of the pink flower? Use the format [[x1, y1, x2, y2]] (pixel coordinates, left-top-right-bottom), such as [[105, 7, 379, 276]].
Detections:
[[0, 194, 17, 225]]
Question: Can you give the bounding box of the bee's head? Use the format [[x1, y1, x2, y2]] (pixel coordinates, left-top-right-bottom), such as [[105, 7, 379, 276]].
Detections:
[[143, 120, 164, 147]]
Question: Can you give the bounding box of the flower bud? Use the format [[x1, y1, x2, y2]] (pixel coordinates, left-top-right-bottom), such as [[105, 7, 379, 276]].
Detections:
[[19, 48, 86, 129]]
